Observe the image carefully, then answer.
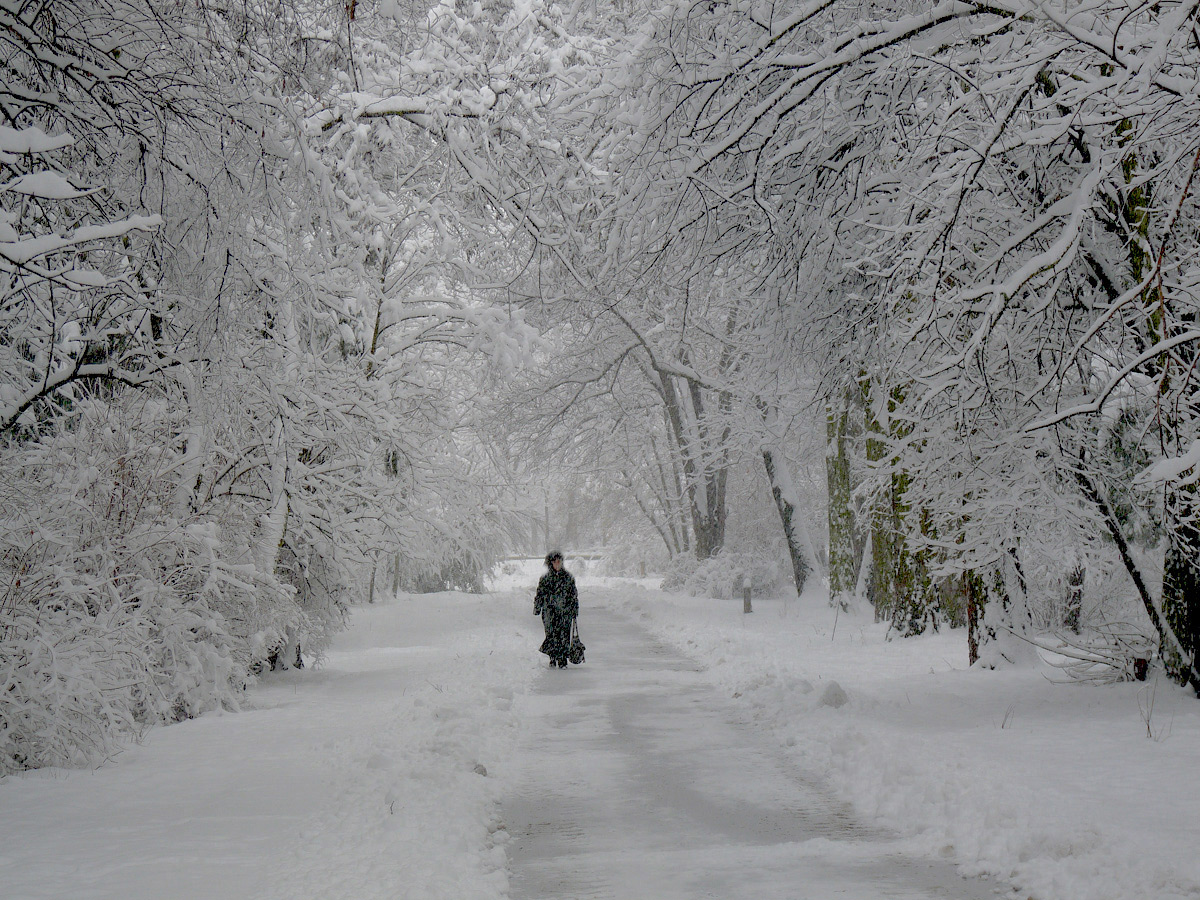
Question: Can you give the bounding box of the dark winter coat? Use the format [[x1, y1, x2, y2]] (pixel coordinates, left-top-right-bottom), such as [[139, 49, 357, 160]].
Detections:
[[534, 568, 578, 618], [534, 567, 577, 660]]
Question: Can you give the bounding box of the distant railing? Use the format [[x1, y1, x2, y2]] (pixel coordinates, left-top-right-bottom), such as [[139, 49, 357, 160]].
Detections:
[[500, 550, 608, 562]]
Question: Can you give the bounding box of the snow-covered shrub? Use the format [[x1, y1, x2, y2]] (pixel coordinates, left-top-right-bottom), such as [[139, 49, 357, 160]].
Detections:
[[660, 549, 788, 600], [275, 540, 349, 665], [0, 528, 253, 773], [592, 555, 640, 577], [0, 406, 257, 773], [0, 584, 144, 770], [387, 508, 507, 594], [395, 554, 493, 594], [658, 554, 693, 592], [1021, 546, 1163, 682], [592, 537, 669, 577]]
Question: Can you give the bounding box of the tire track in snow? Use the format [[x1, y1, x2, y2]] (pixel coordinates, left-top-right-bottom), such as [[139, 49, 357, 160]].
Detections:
[[503, 602, 1007, 900]]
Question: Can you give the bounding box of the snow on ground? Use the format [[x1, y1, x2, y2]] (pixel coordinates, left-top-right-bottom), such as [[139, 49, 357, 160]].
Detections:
[[1, 560, 1196, 900], [0, 585, 543, 900], [594, 575, 1200, 900]]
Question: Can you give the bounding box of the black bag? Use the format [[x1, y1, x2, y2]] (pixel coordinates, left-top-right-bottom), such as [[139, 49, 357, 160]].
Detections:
[[568, 619, 585, 665]]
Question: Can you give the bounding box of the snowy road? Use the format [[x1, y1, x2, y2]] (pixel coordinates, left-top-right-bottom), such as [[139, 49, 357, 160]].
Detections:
[[504, 607, 1003, 900]]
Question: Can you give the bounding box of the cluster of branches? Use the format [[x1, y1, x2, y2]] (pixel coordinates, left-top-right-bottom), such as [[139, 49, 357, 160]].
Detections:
[[8, 0, 1197, 773], [398, 0, 1200, 683], [0, 0, 539, 771], [573, 0, 1200, 683]]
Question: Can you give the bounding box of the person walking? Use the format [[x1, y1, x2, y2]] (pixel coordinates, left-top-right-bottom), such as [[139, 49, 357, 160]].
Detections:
[[534, 551, 577, 668]]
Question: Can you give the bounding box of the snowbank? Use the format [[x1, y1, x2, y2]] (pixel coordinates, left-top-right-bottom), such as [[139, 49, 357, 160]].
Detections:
[[600, 578, 1200, 900]]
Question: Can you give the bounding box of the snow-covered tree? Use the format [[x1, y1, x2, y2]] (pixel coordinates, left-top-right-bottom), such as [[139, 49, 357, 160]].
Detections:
[[0, 0, 544, 771], [590, 0, 1200, 678]]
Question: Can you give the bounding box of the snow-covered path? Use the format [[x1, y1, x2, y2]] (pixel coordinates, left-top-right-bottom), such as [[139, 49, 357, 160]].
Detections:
[[3, 575, 1197, 900], [0, 591, 537, 900], [505, 606, 999, 900]]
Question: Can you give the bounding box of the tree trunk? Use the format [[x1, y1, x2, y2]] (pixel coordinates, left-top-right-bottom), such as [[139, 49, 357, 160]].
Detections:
[[763, 448, 810, 597], [1064, 565, 1085, 633], [254, 416, 289, 580], [862, 379, 938, 635], [864, 380, 902, 622], [826, 395, 860, 605], [1113, 142, 1199, 690], [256, 416, 298, 670], [563, 484, 580, 546], [172, 364, 208, 520], [658, 371, 726, 560], [1076, 463, 1198, 687], [965, 571, 986, 667], [1162, 519, 1200, 689]]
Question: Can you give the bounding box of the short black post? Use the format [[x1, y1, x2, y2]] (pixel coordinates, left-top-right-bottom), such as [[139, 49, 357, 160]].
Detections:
[[743, 574, 752, 614]]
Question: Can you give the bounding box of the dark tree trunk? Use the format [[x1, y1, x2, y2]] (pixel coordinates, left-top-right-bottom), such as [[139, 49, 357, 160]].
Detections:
[[1064, 565, 1084, 633], [1163, 521, 1200, 689], [657, 371, 727, 560], [826, 394, 861, 605], [965, 571, 986, 667], [1076, 464, 1197, 688], [763, 449, 810, 597]]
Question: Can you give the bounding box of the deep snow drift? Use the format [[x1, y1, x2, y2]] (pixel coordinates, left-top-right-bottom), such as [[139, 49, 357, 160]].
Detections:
[[0, 562, 1196, 900]]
